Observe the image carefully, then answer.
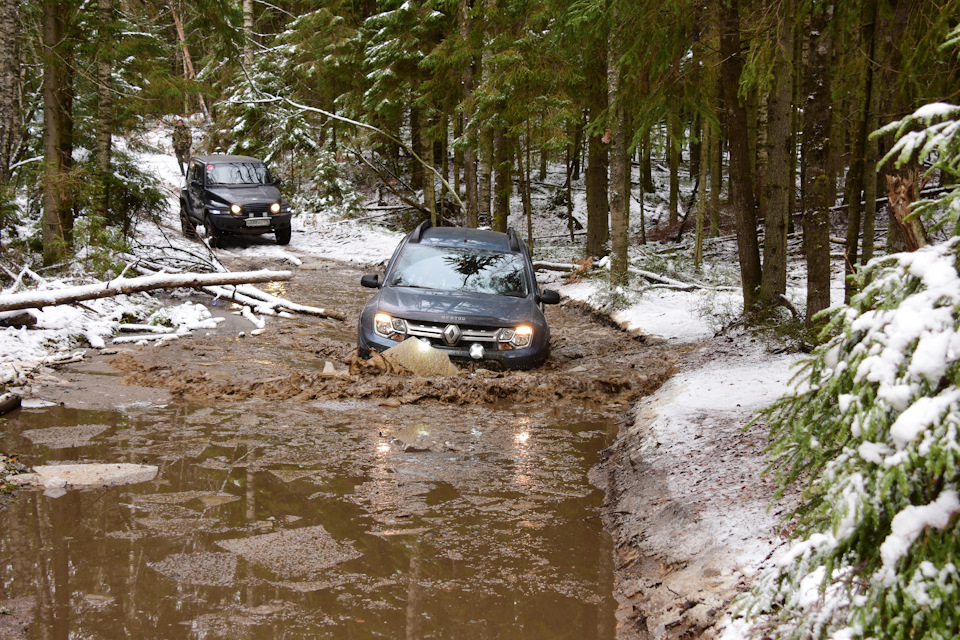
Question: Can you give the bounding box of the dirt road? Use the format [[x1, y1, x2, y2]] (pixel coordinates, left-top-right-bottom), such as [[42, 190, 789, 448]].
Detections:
[[0, 256, 676, 639]]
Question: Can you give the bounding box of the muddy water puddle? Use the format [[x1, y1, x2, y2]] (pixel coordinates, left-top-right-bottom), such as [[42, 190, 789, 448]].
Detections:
[[1, 397, 618, 638]]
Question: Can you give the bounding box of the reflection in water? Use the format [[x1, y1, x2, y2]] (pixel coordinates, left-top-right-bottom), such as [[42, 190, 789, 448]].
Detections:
[[0, 403, 618, 638]]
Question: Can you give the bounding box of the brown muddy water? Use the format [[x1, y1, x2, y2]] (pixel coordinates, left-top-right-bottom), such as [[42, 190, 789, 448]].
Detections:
[[0, 256, 673, 638], [1, 398, 618, 638]]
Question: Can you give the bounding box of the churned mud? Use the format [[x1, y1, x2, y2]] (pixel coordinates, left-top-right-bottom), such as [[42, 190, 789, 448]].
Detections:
[[0, 257, 680, 639]]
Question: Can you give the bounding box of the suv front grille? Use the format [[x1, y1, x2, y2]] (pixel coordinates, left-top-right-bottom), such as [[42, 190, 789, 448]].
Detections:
[[243, 203, 270, 216], [406, 320, 499, 346]]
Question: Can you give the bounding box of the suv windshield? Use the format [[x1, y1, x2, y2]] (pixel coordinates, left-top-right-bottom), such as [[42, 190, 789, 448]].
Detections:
[[388, 244, 528, 296], [206, 162, 271, 186]]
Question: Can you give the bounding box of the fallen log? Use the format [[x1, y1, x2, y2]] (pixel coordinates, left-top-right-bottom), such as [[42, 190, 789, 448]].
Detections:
[[0, 270, 293, 313], [0, 392, 21, 415]]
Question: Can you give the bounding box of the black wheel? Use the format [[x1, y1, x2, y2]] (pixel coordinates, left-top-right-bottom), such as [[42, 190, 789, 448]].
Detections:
[[180, 202, 198, 239], [204, 215, 222, 248], [275, 226, 291, 245]]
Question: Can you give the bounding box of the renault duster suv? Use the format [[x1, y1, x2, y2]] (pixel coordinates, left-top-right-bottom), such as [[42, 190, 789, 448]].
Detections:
[[180, 155, 293, 246], [357, 222, 561, 370]]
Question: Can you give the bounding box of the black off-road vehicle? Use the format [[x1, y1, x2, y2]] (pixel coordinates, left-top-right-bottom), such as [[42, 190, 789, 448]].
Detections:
[[179, 155, 293, 246]]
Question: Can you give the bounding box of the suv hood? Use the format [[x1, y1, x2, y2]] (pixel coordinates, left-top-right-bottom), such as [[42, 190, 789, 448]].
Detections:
[[377, 286, 538, 326], [206, 185, 281, 204]]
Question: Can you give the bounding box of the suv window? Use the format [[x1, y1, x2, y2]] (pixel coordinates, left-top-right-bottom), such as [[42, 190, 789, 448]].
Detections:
[[205, 162, 271, 186], [187, 161, 203, 184], [388, 244, 528, 297]]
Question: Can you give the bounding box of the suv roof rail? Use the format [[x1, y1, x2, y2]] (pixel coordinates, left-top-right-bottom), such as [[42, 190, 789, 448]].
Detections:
[[506, 227, 521, 252], [410, 219, 433, 243]]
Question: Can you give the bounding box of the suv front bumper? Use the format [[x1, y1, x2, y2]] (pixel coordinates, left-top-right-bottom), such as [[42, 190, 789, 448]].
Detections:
[[207, 211, 292, 234]]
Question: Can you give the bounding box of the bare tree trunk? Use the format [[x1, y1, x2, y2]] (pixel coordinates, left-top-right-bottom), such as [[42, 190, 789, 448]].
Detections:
[[243, 0, 253, 68], [695, 122, 710, 267], [759, 0, 793, 307], [843, 0, 879, 299], [886, 172, 927, 251], [586, 37, 609, 256], [516, 133, 533, 247], [861, 0, 881, 266], [608, 4, 628, 285], [668, 109, 680, 225], [422, 121, 436, 225], [802, 0, 836, 327], [170, 5, 209, 118], [0, 0, 20, 182], [492, 128, 510, 232], [641, 128, 655, 192], [410, 107, 423, 191], [719, 0, 762, 311], [96, 0, 114, 226], [42, 0, 74, 265]]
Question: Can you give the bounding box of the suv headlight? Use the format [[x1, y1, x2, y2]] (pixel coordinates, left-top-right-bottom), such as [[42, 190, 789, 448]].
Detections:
[[230, 204, 242, 214], [498, 325, 533, 349], [374, 313, 406, 340], [270, 202, 281, 213]]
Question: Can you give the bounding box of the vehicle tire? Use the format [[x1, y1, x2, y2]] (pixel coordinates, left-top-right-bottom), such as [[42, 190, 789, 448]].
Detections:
[[204, 215, 222, 248], [275, 226, 291, 245], [180, 202, 198, 239]]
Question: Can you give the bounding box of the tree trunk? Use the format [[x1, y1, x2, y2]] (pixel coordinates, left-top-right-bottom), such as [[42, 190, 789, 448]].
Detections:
[[0, 0, 19, 182], [886, 172, 927, 251], [759, 0, 794, 307], [802, 0, 836, 328], [668, 108, 680, 225], [607, 2, 628, 285], [410, 107, 423, 191], [842, 0, 879, 299], [718, 0, 762, 311], [585, 37, 609, 257], [96, 0, 113, 226], [492, 128, 510, 232], [695, 121, 710, 266], [516, 135, 533, 247], [422, 121, 436, 225], [243, 0, 253, 68], [42, 0, 74, 265], [641, 128, 655, 192]]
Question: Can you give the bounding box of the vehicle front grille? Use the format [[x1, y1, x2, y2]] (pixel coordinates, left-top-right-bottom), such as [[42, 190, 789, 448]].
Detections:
[[243, 203, 270, 216], [405, 320, 499, 346]]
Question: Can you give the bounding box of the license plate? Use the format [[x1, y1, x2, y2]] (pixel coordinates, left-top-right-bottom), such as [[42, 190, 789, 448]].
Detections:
[[246, 218, 270, 228]]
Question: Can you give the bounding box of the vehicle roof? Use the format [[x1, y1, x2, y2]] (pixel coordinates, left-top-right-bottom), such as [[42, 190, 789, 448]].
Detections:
[[416, 226, 516, 252], [191, 154, 265, 165]]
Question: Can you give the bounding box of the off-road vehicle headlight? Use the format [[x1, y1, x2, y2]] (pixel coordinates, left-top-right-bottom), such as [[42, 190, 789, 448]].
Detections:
[[270, 202, 281, 213], [498, 326, 533, 349], [374, 313, 406, 340], [230, 204, 242, 214]]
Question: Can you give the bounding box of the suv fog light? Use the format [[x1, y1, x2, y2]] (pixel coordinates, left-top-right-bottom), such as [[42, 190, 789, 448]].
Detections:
[[469, 343, 484, 359]]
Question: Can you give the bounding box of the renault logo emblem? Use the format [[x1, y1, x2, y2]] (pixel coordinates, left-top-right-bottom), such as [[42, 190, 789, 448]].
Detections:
[[442, 324, 462, 345]]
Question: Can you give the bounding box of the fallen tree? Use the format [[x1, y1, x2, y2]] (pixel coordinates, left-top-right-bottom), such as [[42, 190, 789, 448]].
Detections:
[[0, 270, 294, 313]]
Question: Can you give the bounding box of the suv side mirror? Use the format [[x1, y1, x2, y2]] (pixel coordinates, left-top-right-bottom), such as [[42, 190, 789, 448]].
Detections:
[[272, 176, 282, 186], [537, 290, 561, 305], [360, 274, 380, 289]]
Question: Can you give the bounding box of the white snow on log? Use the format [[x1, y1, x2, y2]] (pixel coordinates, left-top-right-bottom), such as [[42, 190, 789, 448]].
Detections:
[[112, 332, 184, 344], [0, 270, 293, 313], [240, 306, 265, 329], [118, 324, 176, 333]]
